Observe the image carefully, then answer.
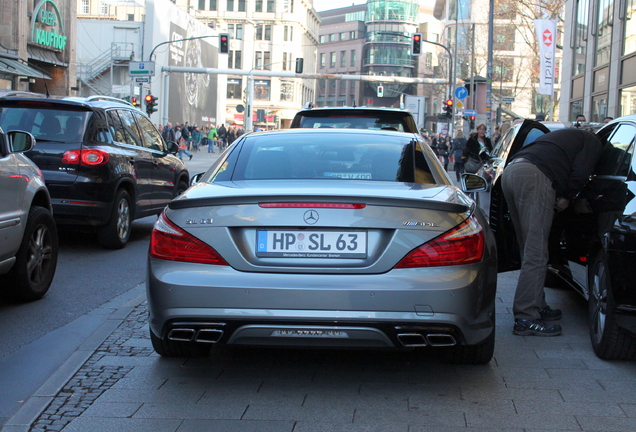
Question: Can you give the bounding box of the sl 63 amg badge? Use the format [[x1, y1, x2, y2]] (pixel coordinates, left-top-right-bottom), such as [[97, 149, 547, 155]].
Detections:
[[185, 218, 214, 225], [403, 221, 440, 227]]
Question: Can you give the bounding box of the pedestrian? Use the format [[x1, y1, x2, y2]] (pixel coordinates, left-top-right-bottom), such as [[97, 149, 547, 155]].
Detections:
[[227, 125, 237, 146], [492, 126, 502, 145], [463, 124, 492, 173], [162, 122, 177, 143], [501, 128, 602, 337], [217, 123, 227, 150], [177, 136, 193, 161], [439, 137, 450, 171], [181, 122, 192, 150], [236, 126, 244, 138], [207, 124, 218, 153], [451, 130, 467, 182], [574, 114, 586, 128], [191, 126, 202, 152]]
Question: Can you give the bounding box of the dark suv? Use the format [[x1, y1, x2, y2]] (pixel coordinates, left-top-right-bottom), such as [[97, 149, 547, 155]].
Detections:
[[0, 93, 189, 249], [290, 106, 419, 133]]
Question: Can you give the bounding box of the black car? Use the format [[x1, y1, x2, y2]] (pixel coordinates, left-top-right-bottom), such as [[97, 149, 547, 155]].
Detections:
[[463, 118, 636, 360], [0, 93, 189, 249], [290, 106, 419, 133]]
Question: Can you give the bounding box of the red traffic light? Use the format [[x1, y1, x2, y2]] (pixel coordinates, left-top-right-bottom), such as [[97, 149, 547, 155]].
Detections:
[[469, 115, 475, 121], [413, 34, 421, 42], [131, 96, 138, 106], [445, 99, 453, 106], [145, 94, 154, 103]]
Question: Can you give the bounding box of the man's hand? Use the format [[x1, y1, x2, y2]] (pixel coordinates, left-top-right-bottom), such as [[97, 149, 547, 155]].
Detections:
[[555, 197, 570, 212]]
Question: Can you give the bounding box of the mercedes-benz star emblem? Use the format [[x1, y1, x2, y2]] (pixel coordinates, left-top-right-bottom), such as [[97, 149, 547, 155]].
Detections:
[[303, 210, 319, 225]]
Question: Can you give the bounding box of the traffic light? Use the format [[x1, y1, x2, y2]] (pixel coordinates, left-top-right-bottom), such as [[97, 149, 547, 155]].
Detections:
[[295, 57, 304, 73], [219, 33, 229, 54], [377, 85, 384, 98], [444, 98, 453, 116], [411, 33, 422, 56], [145, 94, 158, 115], [469, 115, 475, 129], [131, 96, 139, 107]]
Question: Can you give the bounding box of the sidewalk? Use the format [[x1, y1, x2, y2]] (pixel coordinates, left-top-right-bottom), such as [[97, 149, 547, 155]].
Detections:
[[4, 268, 636, 432]]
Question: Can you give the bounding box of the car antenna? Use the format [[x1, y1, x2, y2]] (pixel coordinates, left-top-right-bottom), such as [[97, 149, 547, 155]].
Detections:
[[44, 82, 50, 98]]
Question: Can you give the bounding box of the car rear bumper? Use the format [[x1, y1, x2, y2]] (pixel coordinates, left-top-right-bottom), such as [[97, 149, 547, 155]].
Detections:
[[146, 257, 497, 348]]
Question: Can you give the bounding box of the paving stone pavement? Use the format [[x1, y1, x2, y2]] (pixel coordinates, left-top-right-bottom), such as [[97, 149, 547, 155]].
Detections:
[[4, 273, 636, 432]]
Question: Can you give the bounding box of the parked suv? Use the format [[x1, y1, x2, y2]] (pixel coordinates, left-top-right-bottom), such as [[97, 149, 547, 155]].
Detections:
[[0, 93, 189, 249], [290, 106, 419, 133], [0, 127, 58, 301]]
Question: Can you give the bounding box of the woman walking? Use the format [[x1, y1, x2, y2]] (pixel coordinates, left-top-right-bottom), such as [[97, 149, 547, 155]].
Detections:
[[451, 130, 468, 182], [463, 123, 493, 173]]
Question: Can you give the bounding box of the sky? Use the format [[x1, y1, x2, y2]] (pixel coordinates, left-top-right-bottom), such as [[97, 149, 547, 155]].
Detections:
[[313, 0, 436, 12]]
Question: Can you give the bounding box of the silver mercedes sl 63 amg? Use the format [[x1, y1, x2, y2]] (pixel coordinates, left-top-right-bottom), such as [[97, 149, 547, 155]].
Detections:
[[146, 128, 497, 364]]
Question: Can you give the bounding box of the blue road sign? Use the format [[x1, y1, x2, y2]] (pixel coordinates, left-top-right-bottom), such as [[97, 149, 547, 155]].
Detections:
[[464, 109, 477, 116], [454, 86, 468, 100]]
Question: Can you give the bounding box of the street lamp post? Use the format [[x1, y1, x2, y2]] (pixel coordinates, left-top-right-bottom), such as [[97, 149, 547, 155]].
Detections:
[[244, 21, 263, 133]]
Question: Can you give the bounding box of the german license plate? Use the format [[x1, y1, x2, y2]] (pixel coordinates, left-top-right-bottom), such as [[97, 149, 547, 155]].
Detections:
[[256, 230, 367, 258]]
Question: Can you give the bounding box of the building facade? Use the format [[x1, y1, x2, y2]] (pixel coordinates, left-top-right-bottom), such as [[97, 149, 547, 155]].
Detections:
[[0, 0, 76, 95], [560, 0, 636, 123]]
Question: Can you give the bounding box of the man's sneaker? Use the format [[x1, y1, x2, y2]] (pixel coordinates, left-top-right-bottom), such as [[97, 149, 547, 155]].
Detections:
[[539, 306, 562, 321], [513, 319, 562, 337]]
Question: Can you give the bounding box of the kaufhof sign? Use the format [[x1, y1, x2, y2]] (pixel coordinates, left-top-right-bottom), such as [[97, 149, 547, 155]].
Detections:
[[30, 0, 67, 51]]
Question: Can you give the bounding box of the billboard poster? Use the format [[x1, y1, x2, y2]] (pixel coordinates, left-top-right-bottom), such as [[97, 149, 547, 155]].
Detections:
[[167, 21, 218, 126]]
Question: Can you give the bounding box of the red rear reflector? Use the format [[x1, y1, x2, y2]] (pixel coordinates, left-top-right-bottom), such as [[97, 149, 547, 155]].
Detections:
[[150, 212, 228, 265], [395, 215, 485, 268], [259, 202, 366, 209]]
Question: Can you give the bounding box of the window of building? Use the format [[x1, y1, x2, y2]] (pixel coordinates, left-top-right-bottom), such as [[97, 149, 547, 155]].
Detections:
[[340, 51, 346, 67], [283, 0, 293, 13], [320, 53, 326, 68], [494, 0, 515, 19], [494, 26, 515, 51], [592, 93, 608, 123], [283, 52, 288, 70], [281, 81, 294, 101], [620, 84, 636, 116], [264, 24, 272, 41], [228, 24, 235, 38], [624, 0, 636, 55], [595, 0, 614, 67], [227, 79, 242, 99], [350, 31, 355, 39], [227, 0, 234, 11], [320, 35, 325, 43], [228, 50, 234, 68], [340, 32, 346, 41], [572, 0, 589, 75], [81, 0, 89, 14], [255, 0, 263, 12], [236, 24, 243, 40], [210, 0, 217, 9], [101, 2, 108, 14], [255, 51, 271, 70], [425, 52, 432, 68], [267, 0, 275, 12], [198, 0, 205, 9], [493, 58, 514, 82], [329, 34, 336, 42], [284, 26, 289, 41], [256, 24, 263, 40], [330, 52, 336, 68], [228, 50, 242, 69], [254, 80, 270, 100], [127, 13, 134, 21], [290, 26, 293, 41], [350, 49, 356, 67], [238, 0, 245, 11]]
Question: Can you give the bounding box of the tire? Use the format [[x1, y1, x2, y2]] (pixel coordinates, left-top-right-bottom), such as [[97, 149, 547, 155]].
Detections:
[[174, 180, 188, 198], [588, 253, 636, 360], [98, 189, 132, 249], [150, 328, 211, 358], [2, 206, 58, 302]]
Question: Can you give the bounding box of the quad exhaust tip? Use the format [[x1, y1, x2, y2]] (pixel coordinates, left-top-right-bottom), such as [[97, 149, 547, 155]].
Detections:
[[167, 328, 224, 344], [397, 333, 457, 347]]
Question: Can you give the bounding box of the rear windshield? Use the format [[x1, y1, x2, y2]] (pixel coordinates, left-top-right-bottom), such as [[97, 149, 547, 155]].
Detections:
[[0, 107, 90, 143], [294, 111, 416, 132], [220, 132, 441, 184]]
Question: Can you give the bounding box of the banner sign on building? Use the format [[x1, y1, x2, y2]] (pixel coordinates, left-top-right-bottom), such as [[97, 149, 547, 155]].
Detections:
[[534, 19, 556, 96], [30, 0, 67, 52]]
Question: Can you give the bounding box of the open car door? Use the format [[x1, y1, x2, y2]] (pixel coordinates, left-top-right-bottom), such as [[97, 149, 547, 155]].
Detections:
[[490, 120, 551, 272]]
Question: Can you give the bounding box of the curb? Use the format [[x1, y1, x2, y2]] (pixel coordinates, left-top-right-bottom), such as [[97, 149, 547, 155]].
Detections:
[[1, 284, 147, 432]]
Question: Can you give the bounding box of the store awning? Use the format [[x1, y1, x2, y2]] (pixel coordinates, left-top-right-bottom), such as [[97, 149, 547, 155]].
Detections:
[[0, 57, 51, 80]]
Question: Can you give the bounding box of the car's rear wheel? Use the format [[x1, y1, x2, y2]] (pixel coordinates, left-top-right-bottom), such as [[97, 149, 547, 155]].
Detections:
[[1, 206, 58, 302], [588, 253, 636, 360], [438, 322, 495, 365], [150, 328, 212, 358], [98, 189, 132, 249], [175, 180, 188, 197]]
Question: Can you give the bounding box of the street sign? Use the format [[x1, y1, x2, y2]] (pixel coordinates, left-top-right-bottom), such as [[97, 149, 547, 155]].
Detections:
[[501, 96, 515, 103], [464, 109, 477, 116], [134, 77, 149, 83], [129, 61, 155, 77], [454, 86, 468, 100], [456, 101, 463, 109]]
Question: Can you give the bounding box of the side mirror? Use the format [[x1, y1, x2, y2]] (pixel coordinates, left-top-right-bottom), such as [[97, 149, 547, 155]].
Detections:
[[7, 131, 35, 153], [166, 141, 179, 155], [190, 172, 205, 186], [460, 173, 488, 193]]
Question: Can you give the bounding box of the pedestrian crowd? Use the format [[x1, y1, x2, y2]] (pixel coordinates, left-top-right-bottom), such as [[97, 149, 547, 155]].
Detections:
[[157, 121, 244, 161]]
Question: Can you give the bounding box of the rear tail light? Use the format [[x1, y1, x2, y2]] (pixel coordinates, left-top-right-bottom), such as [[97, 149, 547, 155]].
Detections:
[[61, 149, 110, 166], [150, 212, 228, 265], [395, 214, 484, 268]]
